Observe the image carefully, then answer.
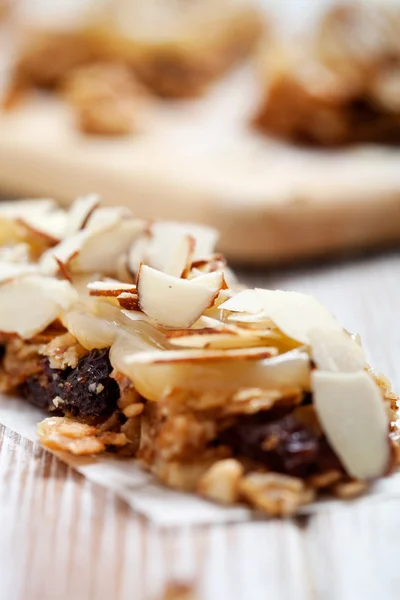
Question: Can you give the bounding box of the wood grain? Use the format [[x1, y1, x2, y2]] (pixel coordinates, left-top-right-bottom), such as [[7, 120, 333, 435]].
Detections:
[[1, 251, 400, 600]]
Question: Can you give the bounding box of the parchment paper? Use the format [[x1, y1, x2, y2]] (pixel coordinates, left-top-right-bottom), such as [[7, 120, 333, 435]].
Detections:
[[1, 393, 400, 526]]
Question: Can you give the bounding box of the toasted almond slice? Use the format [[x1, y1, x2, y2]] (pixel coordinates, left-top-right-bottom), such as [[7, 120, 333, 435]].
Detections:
[[193, 315, 234, 330], [190, 254, 226, 272], [166, 333, 277, 350], [165, 323, 279, 350], [117, 292, 140, 311], [120, 309, 151, 323], [85, 205, 134, 231], [312, 370, 390, 480], [0, 275, 78, 338], [220, 289, 341, 344], [0, 244, 31, 264], [164, 326, 236, 338], [62, 310, 119, 350], [65, 194, 101, 236], [127, 233, 151, 277], [0, 262, 38, 283], [128, 221, 218, 275], [191, 271, 225, 290], [17, 208, 68, 244], [308, 327, 366, 372], [137, 264, 221, 328], [43, 218, 146, 276], [126, 346, 278, 365], [112, 346, 310, 402], [87, 280, 137, 297], [163, 235, 195, 278]]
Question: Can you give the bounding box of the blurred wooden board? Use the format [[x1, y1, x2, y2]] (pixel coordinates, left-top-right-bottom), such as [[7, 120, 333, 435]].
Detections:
[[0, 67, 400, 264]]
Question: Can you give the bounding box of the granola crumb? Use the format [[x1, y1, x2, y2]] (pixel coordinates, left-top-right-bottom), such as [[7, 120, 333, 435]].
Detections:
[[197, 458, 244, 504], [36, 416, 128, 455], [307, 470, 343, 489], [123, 403, 144, 418], [239, 472, 315, 517], [331, 480, 368, 499], [42, 332, 88, 370]]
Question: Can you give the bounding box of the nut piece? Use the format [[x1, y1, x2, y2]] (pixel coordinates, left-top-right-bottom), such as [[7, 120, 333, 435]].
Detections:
[[197, 459, 244, 504], [42, 332, 88, 369], [239, 472, 315, 517]]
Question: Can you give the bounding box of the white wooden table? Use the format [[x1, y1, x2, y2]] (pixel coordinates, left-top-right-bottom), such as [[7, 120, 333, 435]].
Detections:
[[1, 251, 400, 600]]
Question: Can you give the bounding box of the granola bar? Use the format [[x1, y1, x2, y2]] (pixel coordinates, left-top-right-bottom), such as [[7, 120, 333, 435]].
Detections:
[[0, 195, 398, 516], [254, 1, 400, 146], [4, 0, 262, 132]]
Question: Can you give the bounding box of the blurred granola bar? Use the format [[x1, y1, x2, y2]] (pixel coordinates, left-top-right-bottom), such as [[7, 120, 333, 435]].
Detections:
[[254, 1, 400, 146]]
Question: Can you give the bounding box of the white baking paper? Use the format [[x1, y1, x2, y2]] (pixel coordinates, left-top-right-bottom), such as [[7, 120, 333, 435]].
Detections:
[[1, 393, 400, 526]]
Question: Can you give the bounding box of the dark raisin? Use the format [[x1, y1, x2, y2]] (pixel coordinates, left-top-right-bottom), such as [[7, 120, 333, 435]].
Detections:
[[219, 413, 342, 478], [21, 359, 63, 411], [0, 345, 5, 362], [56, 349, 119, 421], [21, 349, 120, 422]]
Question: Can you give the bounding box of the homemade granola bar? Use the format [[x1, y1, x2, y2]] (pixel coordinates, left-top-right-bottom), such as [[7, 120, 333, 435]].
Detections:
[[0, 195, 398, 516], [4, 0, 262, 132], [254, 1, 400, 146]]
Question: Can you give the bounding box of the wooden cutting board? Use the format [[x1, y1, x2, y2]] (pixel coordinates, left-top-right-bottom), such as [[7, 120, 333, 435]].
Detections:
[[1, 65, 400, 264]]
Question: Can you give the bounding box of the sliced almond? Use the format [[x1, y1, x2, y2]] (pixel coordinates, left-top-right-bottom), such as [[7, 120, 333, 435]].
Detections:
[[312, 370, 390, 480], [17, 208, 68, 245], [190, 254, 226, 273], [191, 271, 225, 290], [112, 346, 310, 402], [117, 292, 140, 311], [128, 221, 218, 275], [165, 325, 279, 350], [87, 280, 137, 297], [127, 232, 152, 277], [85, 205, 134, 230], [220, 289, 341, 344], [0, 275, 78, 338], [65, 194, 101, 236], [163, 235, 195, 278], [126, 345, 278, 365], [136, 264, 221, 328], [308, 327, 366, 372], [62, 310, 119, 350], [43, 218, 146, 276], [0, 262, 38, 283], [0, 244, 31, 264]]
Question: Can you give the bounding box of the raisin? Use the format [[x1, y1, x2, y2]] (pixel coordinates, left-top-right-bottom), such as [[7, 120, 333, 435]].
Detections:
[[21, 349, 120, 422], [21, 359, 62, 410], [57, 349, 119, 420], [219, 413, 342, 478]]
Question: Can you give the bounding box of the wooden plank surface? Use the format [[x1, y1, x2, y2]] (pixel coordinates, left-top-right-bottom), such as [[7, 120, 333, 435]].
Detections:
[[1, 251, 400, 600]]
